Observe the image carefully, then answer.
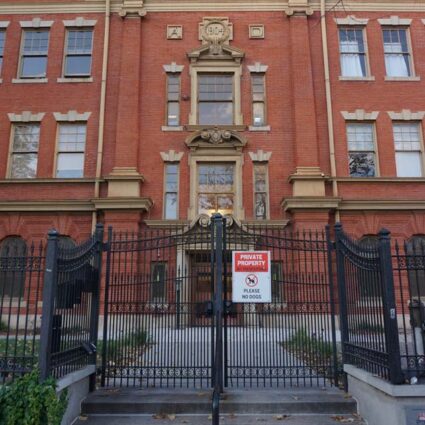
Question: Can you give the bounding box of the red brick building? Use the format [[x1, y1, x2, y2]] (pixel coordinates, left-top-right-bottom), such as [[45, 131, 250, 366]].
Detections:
[[0, 0, 424, 246]]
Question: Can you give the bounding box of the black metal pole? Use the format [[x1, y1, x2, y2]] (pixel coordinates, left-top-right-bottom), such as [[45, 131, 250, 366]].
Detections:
[[334, 223, 349, 391], [39, 229, 59, 381], [378, 228, 404, 384], [326, 225, 339, 387]]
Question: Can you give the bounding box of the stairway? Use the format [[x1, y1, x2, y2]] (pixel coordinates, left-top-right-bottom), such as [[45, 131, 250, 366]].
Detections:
[[75, 387, 365, 425]]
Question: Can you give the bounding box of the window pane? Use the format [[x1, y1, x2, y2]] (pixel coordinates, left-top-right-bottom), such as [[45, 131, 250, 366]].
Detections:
[[198, 193, 216, 215], [10, 154, 37, 178], [56, 153, 84, 178], [198, 102, 233, 125], [67, 30, 93, 54], [65, 55, 91, 76], [167, 102, 179, 126], [199, 75, 233, 101], [0, 31, 5, 55], [393, 123, 421, 150], [59, 124, 86, 151], [349, 152, 375, 177], [347, 124, 374, 150], [13, 125, 40, 152], [253, 102, 265, 126], [198, 164, 234, 192], [395, 152, 423, 177], [255, 193, 267, 219], [21, 56, 47, 78], [217, 195, 233, 214], [0, 237, 26, 298], [151, 263, 166, 302], [165, 193, 178, 219], [23, 30, 49, 54]]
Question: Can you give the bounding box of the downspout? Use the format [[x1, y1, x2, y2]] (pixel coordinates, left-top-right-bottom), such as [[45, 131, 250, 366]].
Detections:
[[92, 0, 111, 232], [320, 0, 340, 221]]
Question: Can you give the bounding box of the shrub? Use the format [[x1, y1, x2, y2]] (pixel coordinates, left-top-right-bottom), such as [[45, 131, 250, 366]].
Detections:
[[0, 369, 67, 425]]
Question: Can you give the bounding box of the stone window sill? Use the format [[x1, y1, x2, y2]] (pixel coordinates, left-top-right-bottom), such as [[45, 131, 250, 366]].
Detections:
[[57, 77, 93, 83], [385, 76, 421, 81], [161, 125, 184, 132], [12, 78, 48, 84], [339, 76, 375, 81], [249, 125, 271, 132]]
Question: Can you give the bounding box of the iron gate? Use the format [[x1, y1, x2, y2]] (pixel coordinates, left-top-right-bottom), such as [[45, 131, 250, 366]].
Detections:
[[100, 215, 339, 388]]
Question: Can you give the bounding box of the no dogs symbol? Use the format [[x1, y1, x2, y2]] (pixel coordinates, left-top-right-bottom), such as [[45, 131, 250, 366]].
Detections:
[[245, 274, 258, 287]]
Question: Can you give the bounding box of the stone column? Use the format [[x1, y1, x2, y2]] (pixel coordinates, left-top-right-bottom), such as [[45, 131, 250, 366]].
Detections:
[[286, 0, 325, 198], [106, 1, 146, 198]]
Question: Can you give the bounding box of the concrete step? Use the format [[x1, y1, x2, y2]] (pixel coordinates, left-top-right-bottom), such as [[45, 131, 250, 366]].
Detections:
[[81, 387, 357, 416], [74, 413, 366, 425]]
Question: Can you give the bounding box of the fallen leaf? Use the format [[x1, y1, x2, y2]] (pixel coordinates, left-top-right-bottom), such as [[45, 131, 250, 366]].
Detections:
[[274, 414, 290, 421], [208, 415, 212, 420], [152, 413, 167, 419], [331, 416, 355, 423], [291, 395, 299, 400], [78, 417, 88, 422], [167, 414, 176, 420]]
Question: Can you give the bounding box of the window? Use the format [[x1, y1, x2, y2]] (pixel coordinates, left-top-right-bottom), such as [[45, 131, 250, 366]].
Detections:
[[271, 261, 283, 302], [151, 263, 167, 303], [346, 123, 376, 177], [64, 29, 93, 77], [9, 124, 39, 178], [56, 124, 86, 178], [0, 237, 26, 298], [0, 30, 5, 74], [251, 74, 266, 126], [198, 74, 233, 125], [393, 123, 423, 177], [406, 235, 425, 299], [166, 74, 180, 126], [164, 163, 179, 219], [198, 163, 234, 216], [253, 164, 269, 220], [339, 27, 367, 77], [383, 28, 412, 77], [20, 29, 49, 78]]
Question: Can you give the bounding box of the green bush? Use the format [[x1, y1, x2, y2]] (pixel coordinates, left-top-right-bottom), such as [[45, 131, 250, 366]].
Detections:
[[0, 369, 67, 425], [0, 321, 8, 332]]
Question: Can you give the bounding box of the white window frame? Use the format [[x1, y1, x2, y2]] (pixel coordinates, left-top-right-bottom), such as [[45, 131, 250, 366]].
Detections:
[[62, 27, 94, 78], [392, 121, 424, 177], [189, 62, 243, 126], [18, 28, 50, 79]]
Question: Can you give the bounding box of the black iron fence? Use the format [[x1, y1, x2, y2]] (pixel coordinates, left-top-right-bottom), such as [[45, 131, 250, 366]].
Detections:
[[39, 225, 104, 380], [0, 241, 45, 384], [394, 238, 425, 382]]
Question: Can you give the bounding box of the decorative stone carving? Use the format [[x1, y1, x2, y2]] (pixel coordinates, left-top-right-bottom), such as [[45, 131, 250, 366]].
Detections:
[[200, 18, 231, 55], [247, 63, 268, 73], [160, 150, 184, 162], [335, 16, 369, 26], [285, 0, 313, 16], [163, 62, 184, 73], [249, 25, 265, 39], [167, 25, 183, 39], [118, 0, 146, 18], [249, 150, 272, 163], [201, 128, 232, 144], [186, 128, 247, 151], [199, 17, 233, 45]]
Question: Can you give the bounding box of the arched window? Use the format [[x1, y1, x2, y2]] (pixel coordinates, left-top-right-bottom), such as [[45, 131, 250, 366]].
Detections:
[[358, 235, 380, 298], [406, 235, 425, 299], [0, 236, 27, 298]]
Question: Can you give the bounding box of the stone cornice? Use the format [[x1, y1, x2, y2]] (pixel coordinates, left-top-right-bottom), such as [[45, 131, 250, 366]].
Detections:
[[247, 62, 269, 73], [2, 2, 425, 15], [53, 110, 91, 122], [163, 62, 184, 73], [341, 110, 379, 121], [335, 16, 369, 26], [63, 17, 97, 27], [8, 111, 45, 122], [378, 16, 412, 26], [387, 110, 425, 121], [282, 197, 341, 212], [92, 197, 153, 211], [20, 17, 53, 28], [160, 150, 184, 162]]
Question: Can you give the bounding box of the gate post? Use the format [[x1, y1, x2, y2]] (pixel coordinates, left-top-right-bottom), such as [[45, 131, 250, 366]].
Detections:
[[89, 223, 104, 390], [378, 229, 404, 384], [39, 229, 59, 381], [334, 223, 349, 390], [326, 225, 339, 387]]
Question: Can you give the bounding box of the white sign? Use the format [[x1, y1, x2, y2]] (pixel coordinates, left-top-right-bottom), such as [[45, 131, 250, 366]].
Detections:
[[232, 251, 271, 303]]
